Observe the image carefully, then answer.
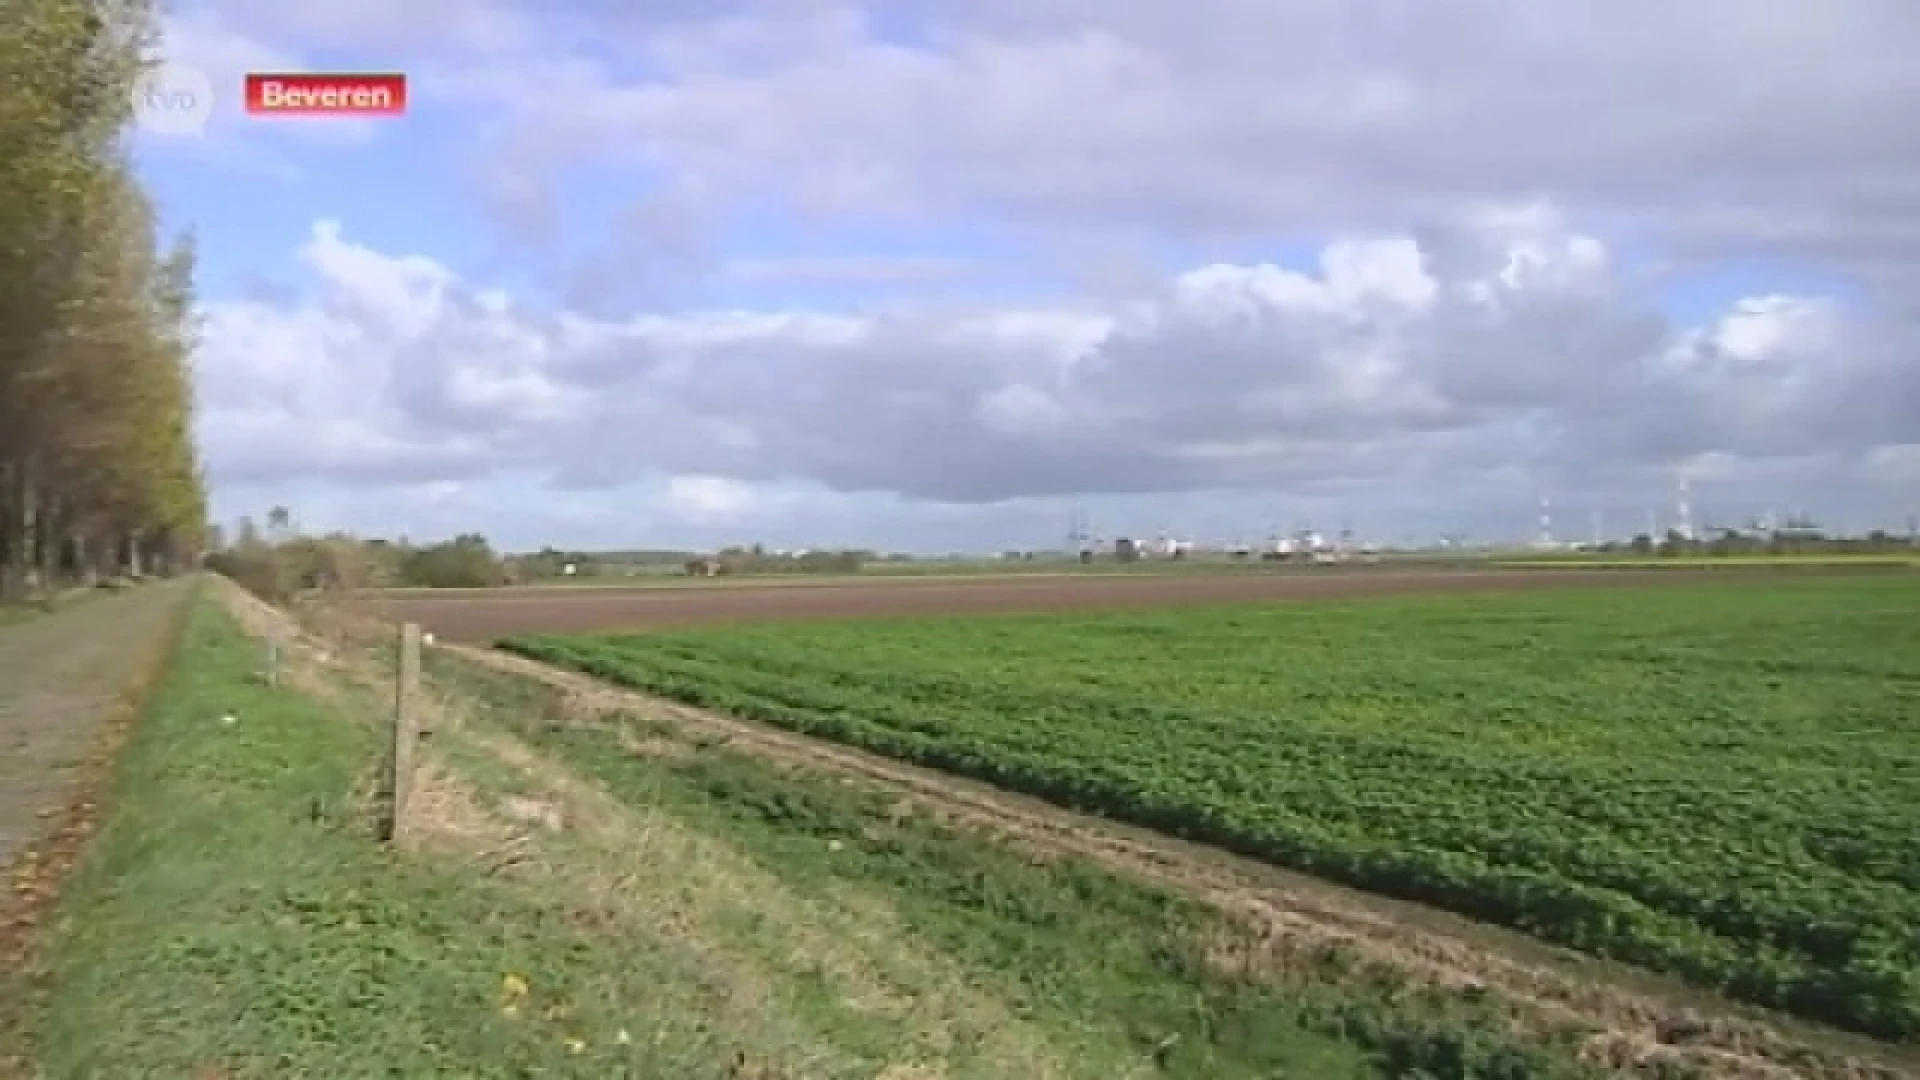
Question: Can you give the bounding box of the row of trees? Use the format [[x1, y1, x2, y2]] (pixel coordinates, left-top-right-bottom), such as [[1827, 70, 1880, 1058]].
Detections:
[[686, 545, 873, 576], [0, 0, 207, 599], [207, 510, 516, 599], [209, 511, 909, 598], [1612, 527, 1915, 557]]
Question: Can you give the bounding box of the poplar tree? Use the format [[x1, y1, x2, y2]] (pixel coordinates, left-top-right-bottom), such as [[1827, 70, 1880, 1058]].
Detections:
[[0, 0, 207, 596]]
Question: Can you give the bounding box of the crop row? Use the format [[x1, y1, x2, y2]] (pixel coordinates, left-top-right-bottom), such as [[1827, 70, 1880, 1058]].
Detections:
[[503, 576, 1920, 1041]]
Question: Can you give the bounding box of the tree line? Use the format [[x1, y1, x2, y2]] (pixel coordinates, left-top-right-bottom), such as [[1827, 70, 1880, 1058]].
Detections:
[[204, 509, 899, 598], [1612, 526, 1915, 557], [208, 509, 516, 597], [1, 0, 207, 599]]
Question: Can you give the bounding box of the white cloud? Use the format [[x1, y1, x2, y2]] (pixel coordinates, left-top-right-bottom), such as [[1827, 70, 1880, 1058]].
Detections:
[[192, 212, 1920, 546], [662, 475, 759, 524]]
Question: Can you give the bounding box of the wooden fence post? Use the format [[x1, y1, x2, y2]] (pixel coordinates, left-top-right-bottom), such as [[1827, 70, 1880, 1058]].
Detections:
[[386, 621, 421, 844]]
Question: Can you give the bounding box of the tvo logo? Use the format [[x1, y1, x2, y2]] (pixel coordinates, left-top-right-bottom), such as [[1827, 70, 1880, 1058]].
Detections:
[[131, 61, 214, 136]]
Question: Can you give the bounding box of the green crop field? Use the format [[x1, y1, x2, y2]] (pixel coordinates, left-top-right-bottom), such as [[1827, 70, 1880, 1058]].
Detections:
[[1493, 554, 1918, 570], [503, 576, 1920, 1043]]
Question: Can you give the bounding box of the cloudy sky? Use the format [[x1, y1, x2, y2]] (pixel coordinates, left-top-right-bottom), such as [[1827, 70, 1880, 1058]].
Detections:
[[140, 0, 1920, 552]]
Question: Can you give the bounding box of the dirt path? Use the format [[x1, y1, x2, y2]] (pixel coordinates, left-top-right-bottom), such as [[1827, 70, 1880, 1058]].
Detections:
[[450, 642, 1917, 1080], [0, 581, 190, 1073], [0, 584, 189, 871]]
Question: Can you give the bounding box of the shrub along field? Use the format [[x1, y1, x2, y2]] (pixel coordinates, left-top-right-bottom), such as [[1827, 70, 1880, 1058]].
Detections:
[[504, 575, 1920, 1044]]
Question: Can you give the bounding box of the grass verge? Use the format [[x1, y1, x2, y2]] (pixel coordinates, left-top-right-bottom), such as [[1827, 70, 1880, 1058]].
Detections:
[[24, 594, 819, 1077]]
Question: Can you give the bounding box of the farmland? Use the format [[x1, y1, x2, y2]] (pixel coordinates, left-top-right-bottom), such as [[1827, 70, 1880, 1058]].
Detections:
[[394, 566, 1739, 642], [1492, 554, 1919, 570], [503, 574, 1920, 1043]]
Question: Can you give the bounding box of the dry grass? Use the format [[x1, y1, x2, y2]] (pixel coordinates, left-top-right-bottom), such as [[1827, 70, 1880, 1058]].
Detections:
[[416, 725, 1085, 1079]]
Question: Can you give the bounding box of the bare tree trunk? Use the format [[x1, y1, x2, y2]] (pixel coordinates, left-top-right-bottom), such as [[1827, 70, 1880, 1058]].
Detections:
[[85, 525, 112, 582], [32, 489, 58, 600], [70, 529, 96, 586], [0, 464, 14, 600], [2, 463, 36, 601], [153, 530, 174, 576]]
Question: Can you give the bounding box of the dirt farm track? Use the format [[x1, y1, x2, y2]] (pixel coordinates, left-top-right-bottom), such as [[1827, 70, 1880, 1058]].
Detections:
[[388, 568, 1738, 642]]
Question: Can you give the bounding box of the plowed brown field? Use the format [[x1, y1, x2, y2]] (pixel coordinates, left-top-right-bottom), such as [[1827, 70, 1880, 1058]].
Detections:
[[390, 568, 1717, 642]]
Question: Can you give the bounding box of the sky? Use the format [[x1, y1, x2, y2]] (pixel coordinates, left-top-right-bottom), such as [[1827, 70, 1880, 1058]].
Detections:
[[137, 0, 1920, 553]]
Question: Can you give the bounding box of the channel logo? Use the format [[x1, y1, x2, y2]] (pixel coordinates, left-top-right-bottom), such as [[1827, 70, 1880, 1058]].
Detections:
[[131, 61, 215, 136]]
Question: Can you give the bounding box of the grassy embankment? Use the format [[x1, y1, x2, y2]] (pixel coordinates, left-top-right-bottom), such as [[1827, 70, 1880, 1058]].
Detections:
[[26, 594, 774, 1076]]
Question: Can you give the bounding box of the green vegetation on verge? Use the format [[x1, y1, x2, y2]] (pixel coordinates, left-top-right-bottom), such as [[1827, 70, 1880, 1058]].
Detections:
[[29, 597, 770, 1077], [505, 575, 1920, 1043], [435, 652, 1615, 1080]]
